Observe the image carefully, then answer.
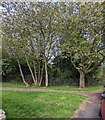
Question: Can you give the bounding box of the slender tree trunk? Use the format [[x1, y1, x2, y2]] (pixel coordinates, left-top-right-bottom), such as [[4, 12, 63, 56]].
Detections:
[[79, 71, 85, 88], [45, 57, 48, 87], [33, 61, 38, 84], [25, 55, 36, 85], [39, 61, 44, 86], [17, 60, 29, 86], [38, 61, 41, 85]]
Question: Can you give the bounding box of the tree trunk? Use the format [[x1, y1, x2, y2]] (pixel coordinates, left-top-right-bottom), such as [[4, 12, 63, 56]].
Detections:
[[45, 57, 48, 87], [79, 71, 85, 88], [38, 61, 41, 85], [25, 55, 36, 85], [39, 61, 44, 86], [17, 60, 29, 86], [33, 61, 38, 84]]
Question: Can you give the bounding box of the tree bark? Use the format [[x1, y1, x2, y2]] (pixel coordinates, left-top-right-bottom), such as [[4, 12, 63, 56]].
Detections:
[[79, 71, 85, 88], [33, 61, 38, 84], [38, 61, 41, 85], [39, 61, 44, 86], [45, 57, 48, 87], [17, 60, 29, 86], [25, 55, 36, 85]]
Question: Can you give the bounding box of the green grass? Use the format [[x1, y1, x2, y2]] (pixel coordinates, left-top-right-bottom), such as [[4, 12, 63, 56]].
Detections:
[[2, 91, 86, 118], [1, 82, 29, 88], [42, 85, 103, 92], [1, 82, 103, 92]]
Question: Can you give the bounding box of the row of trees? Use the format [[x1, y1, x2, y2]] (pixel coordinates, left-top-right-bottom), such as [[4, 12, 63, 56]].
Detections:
[[1, 1, 105, 88]]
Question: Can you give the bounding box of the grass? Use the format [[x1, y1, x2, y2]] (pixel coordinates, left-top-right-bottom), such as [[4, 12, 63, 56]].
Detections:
[[41, 85, 103, 92], [1, 82, 103, 92], [2, 91, 86, 118], [1, 82, 29, 88]]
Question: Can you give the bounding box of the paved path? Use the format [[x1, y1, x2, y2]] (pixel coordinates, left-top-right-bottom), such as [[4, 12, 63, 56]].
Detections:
[[1, 87, 103, 119], [73, 92, 102, 119], [0, 87, 102, 96]]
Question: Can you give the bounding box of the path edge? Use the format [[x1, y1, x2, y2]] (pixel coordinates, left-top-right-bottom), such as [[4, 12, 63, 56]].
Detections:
[[72, 97, 89, 118]]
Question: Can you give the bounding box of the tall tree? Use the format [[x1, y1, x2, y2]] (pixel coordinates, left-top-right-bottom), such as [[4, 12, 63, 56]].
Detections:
[[33, 2, 60, 87], [61, 2, 105, 88], [1, 2, 60, 86]]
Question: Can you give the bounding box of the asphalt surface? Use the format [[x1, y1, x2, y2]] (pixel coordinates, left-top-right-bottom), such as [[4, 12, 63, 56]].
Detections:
[[73, 92, 102, 119], [1, 87, 103, 119]]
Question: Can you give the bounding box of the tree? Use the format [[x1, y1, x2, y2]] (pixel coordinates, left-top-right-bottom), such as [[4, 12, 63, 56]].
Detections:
[[2, 2, 104, 88], [61, 2, 105, 88], [32, 2, 60, 87], [1, 2, 32, 86], [1, 2, 60, 86]]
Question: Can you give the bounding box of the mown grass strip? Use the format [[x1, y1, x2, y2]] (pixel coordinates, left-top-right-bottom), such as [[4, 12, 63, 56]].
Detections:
[[1, 82, 102, 92], [2, 91, 86, 118]]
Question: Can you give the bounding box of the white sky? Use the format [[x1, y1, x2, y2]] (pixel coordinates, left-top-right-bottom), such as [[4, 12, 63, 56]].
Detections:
[[0, 0, 104, 2], [0, 0, 104, 12]]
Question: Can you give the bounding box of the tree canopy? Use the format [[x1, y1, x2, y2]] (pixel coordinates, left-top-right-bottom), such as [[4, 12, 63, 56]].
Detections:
[[1, 1, 105, 88]]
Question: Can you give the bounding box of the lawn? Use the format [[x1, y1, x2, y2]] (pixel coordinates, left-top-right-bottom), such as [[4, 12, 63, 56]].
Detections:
[[1, 82, 28, 88], [1, 82, 103, 92], [41, 85, 103, 92], [2, 91, 86, 118]]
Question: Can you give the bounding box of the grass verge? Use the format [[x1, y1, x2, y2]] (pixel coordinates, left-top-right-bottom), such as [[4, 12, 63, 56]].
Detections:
[[2, 91, 86, 118], [1, 82, 103, 92]]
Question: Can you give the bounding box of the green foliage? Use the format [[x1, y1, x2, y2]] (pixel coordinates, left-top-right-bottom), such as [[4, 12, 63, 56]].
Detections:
[[62, 2, 104, 73], [93, 66, 105, 81], [49, 56, 79, 85], [61, 2, 105, 88], [2, 54, 19, 77], [52, 56, 79, 78], [1, 2, 105, 86]]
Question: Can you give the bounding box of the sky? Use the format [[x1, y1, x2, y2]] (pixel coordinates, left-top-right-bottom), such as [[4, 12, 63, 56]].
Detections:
[[0, 0, 104, 2], [0, 0, 104, 12]]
